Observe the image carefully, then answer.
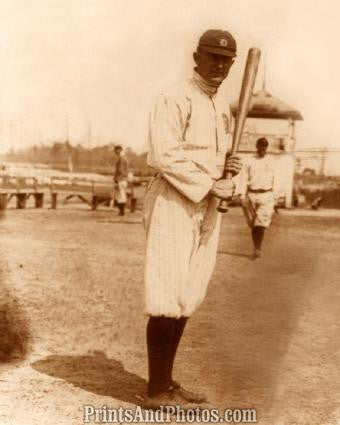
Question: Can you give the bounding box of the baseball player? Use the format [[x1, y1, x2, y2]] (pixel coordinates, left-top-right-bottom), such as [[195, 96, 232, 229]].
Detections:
[[236, 137, 279, 258], [142, 29, 242, 409], [113, 145, 128, 216]]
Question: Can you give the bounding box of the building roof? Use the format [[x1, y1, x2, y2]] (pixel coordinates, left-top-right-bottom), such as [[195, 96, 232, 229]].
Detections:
[[230, 89, 303, 121]]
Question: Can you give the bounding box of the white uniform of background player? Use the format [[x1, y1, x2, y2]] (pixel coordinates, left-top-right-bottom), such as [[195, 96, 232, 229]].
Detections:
[[236, 137, 280, 257]]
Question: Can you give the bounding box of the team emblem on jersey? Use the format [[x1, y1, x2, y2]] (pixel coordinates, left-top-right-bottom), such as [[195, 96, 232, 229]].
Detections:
[[219, 38, 228, 47]]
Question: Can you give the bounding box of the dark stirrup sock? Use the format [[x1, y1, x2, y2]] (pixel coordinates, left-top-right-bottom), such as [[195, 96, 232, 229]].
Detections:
[[146, 316, 176, 397], [252, 226, 265, 250], [168, 317, 188, 386], [118, 203, 125, 216]]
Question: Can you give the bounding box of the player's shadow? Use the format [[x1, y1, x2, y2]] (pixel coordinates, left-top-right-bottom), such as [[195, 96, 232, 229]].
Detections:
[[0, 267, 30, 363], [31, 351, 146, 404]]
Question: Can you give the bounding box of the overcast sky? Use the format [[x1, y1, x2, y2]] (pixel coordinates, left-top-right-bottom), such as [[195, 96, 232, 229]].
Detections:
[[0, 0, 339, 153]]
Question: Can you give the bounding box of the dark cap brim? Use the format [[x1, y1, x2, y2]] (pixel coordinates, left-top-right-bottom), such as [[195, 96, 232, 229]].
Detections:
[[200, 46, 237, 57]]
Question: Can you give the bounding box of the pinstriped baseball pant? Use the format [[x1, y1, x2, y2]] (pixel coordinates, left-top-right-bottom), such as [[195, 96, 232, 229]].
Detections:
[[143, 176, 221, 318]]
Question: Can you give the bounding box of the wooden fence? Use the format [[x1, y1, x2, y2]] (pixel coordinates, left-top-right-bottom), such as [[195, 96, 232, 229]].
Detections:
[[0, 174, 120, 210]]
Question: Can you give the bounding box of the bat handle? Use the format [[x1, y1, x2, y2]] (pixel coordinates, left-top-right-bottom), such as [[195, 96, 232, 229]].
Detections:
[[216, 171, 233, 214], [217, 199, 229, 213]]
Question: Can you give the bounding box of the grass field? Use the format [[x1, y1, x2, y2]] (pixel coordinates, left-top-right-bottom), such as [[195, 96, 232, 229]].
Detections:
[[0, 205, 339, 425]]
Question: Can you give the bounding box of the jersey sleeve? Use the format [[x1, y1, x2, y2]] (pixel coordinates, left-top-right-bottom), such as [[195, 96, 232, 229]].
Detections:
[[147, 93, 215, 203]]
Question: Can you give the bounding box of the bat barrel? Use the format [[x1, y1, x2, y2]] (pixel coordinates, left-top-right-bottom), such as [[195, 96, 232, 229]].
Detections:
[[231, 47, 261, 155], [217, 47, 261, 214]]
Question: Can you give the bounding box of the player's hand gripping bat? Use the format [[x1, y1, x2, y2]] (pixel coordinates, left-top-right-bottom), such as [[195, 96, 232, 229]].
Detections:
[[217, 47, 261, 213]]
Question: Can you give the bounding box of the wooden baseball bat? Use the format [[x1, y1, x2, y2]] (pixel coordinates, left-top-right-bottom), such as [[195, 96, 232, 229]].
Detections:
[[217, 47, 261, 213]]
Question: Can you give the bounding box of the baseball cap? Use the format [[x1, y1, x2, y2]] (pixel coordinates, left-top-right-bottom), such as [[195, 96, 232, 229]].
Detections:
[[198, 29, 237, 57]]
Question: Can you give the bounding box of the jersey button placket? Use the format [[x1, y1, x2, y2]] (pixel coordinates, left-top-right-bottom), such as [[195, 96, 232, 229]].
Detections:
[[210, 97, 218, 155]]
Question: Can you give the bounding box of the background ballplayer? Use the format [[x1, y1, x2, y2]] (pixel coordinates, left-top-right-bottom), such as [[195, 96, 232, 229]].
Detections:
[[113, 145, 129, 216], [236, 137, 280, 258]]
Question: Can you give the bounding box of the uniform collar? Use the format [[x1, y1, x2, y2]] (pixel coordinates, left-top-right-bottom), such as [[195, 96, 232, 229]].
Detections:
[[192, 70, 218, 97]]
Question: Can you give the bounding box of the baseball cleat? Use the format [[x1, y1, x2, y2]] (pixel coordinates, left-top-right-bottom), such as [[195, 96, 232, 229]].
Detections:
[[253, 249, 261, 259], [170, 381, 207, 404], [139, 388, 195, 410]]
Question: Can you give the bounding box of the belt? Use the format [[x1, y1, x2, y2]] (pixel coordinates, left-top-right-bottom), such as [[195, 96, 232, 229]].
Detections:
[[248, 188, 272, 193]]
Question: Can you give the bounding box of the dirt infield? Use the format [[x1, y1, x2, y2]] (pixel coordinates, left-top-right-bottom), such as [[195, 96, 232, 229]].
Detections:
[[0, 207, 339, 425]]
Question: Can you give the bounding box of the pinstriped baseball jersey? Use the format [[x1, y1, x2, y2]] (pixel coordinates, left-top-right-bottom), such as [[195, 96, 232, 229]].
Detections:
[[143, 72, 231, 317]]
